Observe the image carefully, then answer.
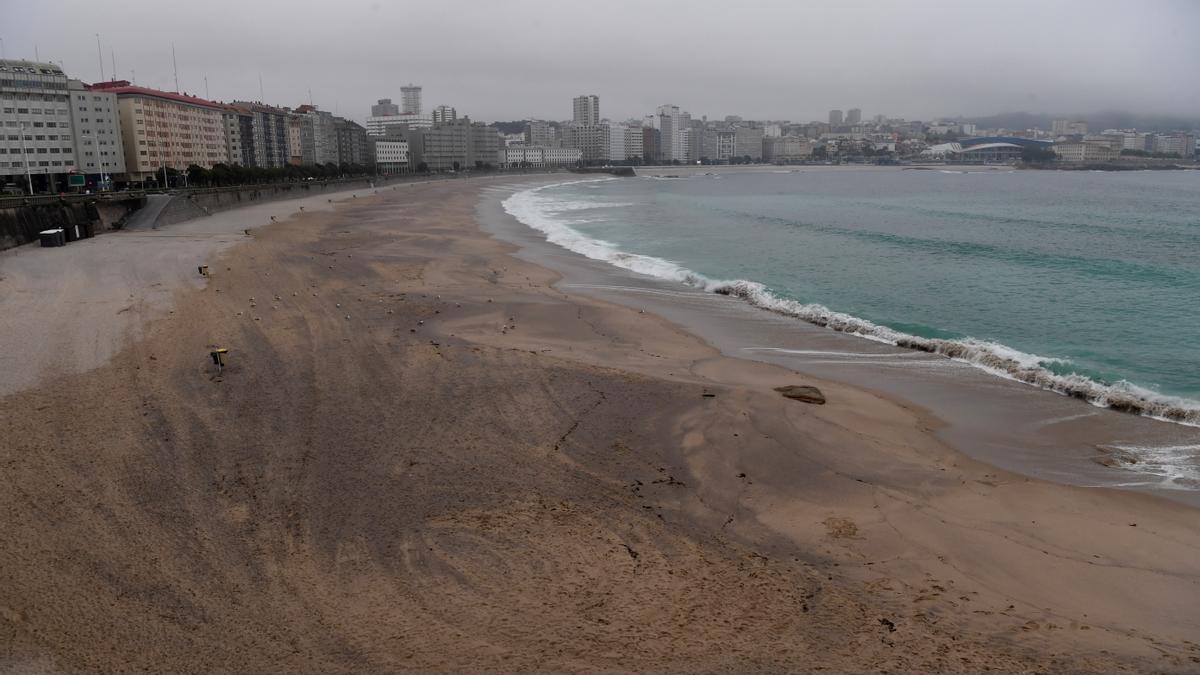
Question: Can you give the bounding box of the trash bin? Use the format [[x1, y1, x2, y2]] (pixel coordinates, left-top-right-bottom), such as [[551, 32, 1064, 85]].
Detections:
[[39, 229, 65, 247], [63, 223, 81, 242]]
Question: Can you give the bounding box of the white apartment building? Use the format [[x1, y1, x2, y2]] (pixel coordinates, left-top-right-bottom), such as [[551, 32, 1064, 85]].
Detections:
[[654, 104, 692, 162], [501, 145, 581, 168], [604, 122, 643, 162], [365, 113, 432, 136], [374, 138, 409, 172], [544, 146, 582, 166], [432, 105, 457, 124], [1152, 134, 1195, 157], [68, 79, 126, 185], [1053, 141, 1118, 162], [0, 59, 76, 192]]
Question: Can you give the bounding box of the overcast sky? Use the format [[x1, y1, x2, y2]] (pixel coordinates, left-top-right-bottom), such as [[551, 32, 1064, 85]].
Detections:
[[5, 0, 1198, 124]]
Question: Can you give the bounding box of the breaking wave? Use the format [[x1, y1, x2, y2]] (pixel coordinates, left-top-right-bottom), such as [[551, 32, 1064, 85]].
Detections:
[[501, 180, 1200, 427], [1095, 444, 1200, 489]]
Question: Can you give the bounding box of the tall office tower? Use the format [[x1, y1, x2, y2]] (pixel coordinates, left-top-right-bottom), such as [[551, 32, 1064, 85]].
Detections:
[[829, 109, 844, 126], [401, 84, 423, 115], [846, 108, 862, 125], [573, 95, 600, 125], [372, 98, 400, 117]]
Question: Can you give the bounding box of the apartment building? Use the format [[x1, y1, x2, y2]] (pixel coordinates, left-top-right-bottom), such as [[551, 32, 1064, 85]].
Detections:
[[221, 107, 248, 165], [371, 98, 400, 117], [365, 113, 432, 136], [525, 120, 556, 147], [68, 79, 126, 185], [406, 118, 500, 170], [500, 145, 582, 168], [231, 101, 290, 169], [562, 123, 609, 163], [734, 126, 764, 160], [468, 123, 500, 166], [654, 105, 691, 162], [573, 95, 599, 125], [762, 135, 814, 163], [286, 113, 304, 165], [604, 122, 643, 162], [1052, 141, 1118, 162], [400, 84, 422, 115], [0, 59, 76, 192], [334, 117, 371, 167], [293, 104, 338, 166], [702, 128, 735, 162], [1152, 134, 1195, 157], [91, 80, 228, 183]]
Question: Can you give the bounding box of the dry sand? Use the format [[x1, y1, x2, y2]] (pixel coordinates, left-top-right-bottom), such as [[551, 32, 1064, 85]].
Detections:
[[1, 177, 1198, 672]]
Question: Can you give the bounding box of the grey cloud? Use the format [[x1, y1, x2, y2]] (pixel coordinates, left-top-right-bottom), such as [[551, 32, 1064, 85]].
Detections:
[[5, 0, 1197, 123]]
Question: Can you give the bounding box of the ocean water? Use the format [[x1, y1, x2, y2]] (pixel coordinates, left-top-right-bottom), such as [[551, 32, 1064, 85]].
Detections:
[[502, 168, 1200, 428]]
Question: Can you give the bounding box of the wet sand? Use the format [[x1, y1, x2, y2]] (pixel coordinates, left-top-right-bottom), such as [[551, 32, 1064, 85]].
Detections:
[[1, 177, 1198, 672], [484, 167, 1200, 506]]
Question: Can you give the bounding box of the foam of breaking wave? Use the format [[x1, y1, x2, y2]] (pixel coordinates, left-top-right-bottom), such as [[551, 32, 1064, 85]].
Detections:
[[1095, 444, 1200, 489], [501, 180, 1200, 427]]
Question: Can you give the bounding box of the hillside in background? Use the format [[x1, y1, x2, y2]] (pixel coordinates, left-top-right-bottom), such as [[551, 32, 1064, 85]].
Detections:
[[962, 111, 1200, 132]]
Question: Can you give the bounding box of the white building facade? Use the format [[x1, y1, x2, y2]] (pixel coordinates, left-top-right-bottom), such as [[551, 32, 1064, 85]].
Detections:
[[68, 79, 126, 185], [374, 138, 409, 172], [0, 59, 76, 192], [366, 113, 432, 137]]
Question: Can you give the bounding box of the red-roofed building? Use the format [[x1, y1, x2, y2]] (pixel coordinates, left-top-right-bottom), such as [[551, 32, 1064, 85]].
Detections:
[[91, 80, 232, 182]]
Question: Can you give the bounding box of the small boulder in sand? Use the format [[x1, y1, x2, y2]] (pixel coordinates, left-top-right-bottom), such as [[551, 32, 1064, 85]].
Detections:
[[774, 385, 826, 405]]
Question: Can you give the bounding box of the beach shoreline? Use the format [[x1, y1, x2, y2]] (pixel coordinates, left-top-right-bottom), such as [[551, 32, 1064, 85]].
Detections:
[[1, 176, 1198, 671], [486, 166, 1200, 507]]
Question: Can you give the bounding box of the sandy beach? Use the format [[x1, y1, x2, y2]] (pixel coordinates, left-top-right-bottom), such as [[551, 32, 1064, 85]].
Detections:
[[1, 176, 1198, 672]]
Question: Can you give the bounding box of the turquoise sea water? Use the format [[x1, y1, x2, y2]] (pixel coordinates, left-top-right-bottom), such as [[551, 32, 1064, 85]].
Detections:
[[503, 168, 1200, 424]]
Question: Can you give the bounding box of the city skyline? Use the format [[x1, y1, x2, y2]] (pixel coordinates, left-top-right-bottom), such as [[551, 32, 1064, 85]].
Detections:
[[3, 0, 1198, 124]]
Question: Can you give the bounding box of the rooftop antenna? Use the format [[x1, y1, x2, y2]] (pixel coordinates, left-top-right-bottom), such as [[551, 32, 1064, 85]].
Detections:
[[110, 48, 116, 82], [131, 68, 136, 85], [258, 74, 264, 102], [0, 37, 5, 60], [308, 86, 313, 107], [171, 43, 179, 92], [34, 44, 39, 61], [204, 75, 209, 99], [96, 33, 105, 82]]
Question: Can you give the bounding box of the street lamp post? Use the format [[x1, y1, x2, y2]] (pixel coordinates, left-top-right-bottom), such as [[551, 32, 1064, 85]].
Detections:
[[18, 122, 33, 194]]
